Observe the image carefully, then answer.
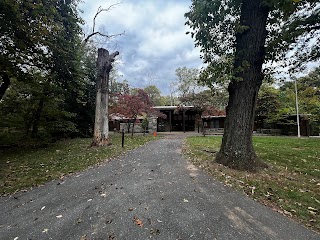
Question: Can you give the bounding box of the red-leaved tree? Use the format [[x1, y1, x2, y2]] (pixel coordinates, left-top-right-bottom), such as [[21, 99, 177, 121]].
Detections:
[[110, 89, 163, 136]]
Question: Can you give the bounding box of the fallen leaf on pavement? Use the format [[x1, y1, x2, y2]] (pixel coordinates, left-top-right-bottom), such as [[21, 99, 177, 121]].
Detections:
[[100, 193, 107, 197], [150, 228, 160, 235], [106, 219, 113, 224], [133, 216, 143, 227]]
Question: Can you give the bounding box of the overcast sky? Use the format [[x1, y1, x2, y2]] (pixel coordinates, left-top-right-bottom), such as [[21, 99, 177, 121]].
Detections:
[[78, 0, 202, 95]]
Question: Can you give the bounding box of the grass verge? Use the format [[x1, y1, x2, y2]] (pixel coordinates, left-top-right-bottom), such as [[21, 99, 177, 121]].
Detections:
[[184, 136, 320, 232], [0, 134, 156, 195]]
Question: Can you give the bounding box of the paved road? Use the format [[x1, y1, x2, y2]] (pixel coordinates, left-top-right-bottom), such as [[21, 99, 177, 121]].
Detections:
[[0, 137, 319, 240]]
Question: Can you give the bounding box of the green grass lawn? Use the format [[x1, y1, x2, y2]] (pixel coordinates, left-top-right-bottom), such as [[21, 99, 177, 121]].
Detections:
[[0, 134, 156, 195], [184, 136, 320, 232]]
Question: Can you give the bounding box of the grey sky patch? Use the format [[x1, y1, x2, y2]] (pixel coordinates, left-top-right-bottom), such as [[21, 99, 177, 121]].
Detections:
[[78, 0, 202, 95]]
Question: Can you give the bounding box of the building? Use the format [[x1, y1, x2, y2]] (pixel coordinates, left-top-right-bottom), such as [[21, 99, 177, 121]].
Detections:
[[254, 114, 311, 136], [153, 106, 311, 136], [153, 106, 201, 132], [110, 106, 312, 136]]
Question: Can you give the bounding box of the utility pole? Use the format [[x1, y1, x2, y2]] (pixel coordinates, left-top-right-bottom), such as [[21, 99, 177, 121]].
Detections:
[[169, 82, 175, 106], [294, 77, 301, 138]]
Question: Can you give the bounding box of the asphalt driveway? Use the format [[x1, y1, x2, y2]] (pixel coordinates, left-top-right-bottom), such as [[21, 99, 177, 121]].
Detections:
[[0, 136, 319, 239]]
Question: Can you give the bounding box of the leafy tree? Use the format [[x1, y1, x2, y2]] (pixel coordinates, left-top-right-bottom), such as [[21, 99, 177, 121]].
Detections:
[[254, 83, 284, 132], [69, 44, 97, 138], [158, 95, 173, 106], [256, 83, 281, 119], [185, 0, 320, 171], [0, 0, 83, 100], [175, 67, 201, 103], [255, 68, 320, 135], [110, 79, 130, 96], [279, 68, 320, 134], [141, 117, 149, 135], [144, 85, 162, 106], [175, 66, 229, 110], [180, 89, 228, 111], [0, 0, 49, 99], [0, 72, 80, 143], [110, 89, 155, 136], [0, 0, 99, 143]]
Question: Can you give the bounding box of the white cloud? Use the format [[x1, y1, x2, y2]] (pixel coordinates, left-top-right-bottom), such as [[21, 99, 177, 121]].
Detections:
[[125, 58, 150, 73], [138, 28, 191, 57], [79, 0, 203, 95]]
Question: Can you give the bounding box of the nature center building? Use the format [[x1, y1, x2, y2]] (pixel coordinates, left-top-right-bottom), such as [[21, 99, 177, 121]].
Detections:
[[152, 106, 310, 136], [153, 106, 199, 132], [153, 106, 225, 133], [110, 106, 311, 136]]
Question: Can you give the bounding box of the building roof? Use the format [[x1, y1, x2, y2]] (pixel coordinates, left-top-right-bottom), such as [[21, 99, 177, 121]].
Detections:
[[153, 105, 226, 118], [202, 115, 226, 119], [153, 106, 195, 111], [110, 113, 144, 120]]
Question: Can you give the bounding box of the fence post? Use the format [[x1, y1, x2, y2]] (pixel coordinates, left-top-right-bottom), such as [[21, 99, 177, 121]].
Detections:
[[122, 129, 125, 148]]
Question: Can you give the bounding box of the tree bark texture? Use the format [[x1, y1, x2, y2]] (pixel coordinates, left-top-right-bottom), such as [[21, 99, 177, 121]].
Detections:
[[131, 121, 135, 137], [91, 48, 119, 147], [0, 72, 10, 100], [216, 0, 269, 171], [31, 98, 45, 138]]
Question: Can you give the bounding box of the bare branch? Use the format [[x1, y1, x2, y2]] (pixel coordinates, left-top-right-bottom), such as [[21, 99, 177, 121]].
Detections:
[[92, 3, 121, 33], [82, 31, 125, 46], [110, 51, 120, 60], [306, 25, 320, 31], [82, 2, 123, 46]]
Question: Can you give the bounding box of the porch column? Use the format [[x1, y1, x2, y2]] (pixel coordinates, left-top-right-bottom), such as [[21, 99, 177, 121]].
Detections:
[[183, 109, 186, 133], [169, 110, 172, 132]]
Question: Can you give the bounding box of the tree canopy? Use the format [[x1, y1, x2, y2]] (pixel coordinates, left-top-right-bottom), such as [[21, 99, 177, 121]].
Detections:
[[185, 0, 320, 79], [0, 0, 83, 96], [143, 85, 162, 106], [185, 0, 320, 171], [109, 89, 156, 135], [0, 0, 97, 143], [255, 67, 320, 135]]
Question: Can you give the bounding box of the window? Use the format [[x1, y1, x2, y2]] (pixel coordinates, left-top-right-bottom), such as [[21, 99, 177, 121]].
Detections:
[[211, 119, 220, 128]]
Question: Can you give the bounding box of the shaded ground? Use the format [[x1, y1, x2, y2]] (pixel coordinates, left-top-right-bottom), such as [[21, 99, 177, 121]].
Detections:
[[0, 135, 319, 239]]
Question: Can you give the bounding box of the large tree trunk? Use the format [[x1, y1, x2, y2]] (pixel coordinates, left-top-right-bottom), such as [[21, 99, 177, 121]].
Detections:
[[127, 121, 131, 133], [91, 48, 119, 147], [92, 76, 103, 144], [101, 66, 110, 143], [0, 72, 10, 100], [216, 0, 269, 171], [31, 98, 45, 138], [131, 117, 137, 137]]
